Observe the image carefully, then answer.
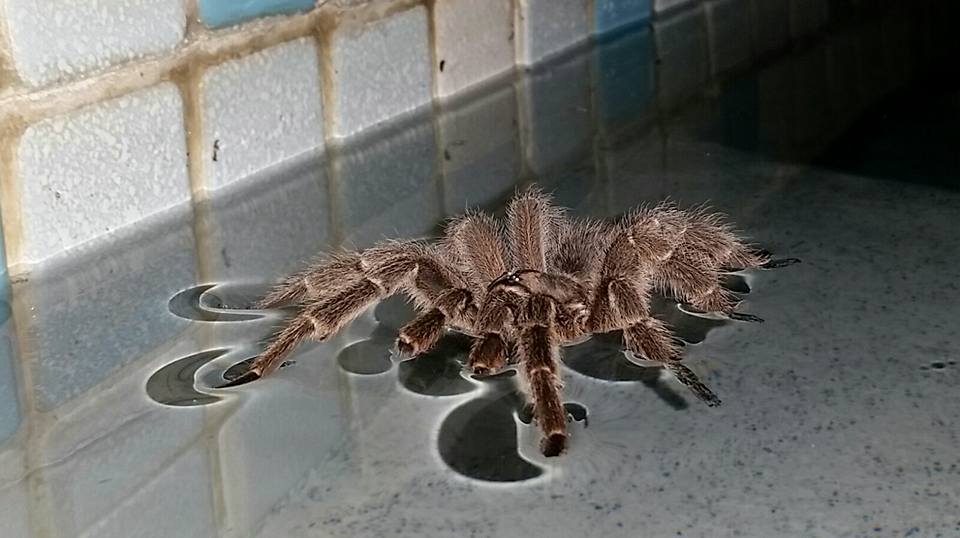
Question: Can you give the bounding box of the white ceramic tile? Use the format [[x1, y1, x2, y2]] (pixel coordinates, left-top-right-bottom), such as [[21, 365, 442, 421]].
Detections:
[[18, 84, 190, 266], [602, 131, 667, 215], [330, 6, 432, 138], [204, 153, 331, 281], [0, 448, 29, 538], [439, 86, 520, 214], [79, 445, 216, 538], [653, 0, 699, 16], [517, 0, 590, 65], [789, 0, 830, 39], [750, 0, 790, 56], [41, 350, 206, 537], [23, 216, 195, 411], [218, 356, 346, 537], [433, 0, 514, 98], [705, 0, 754, 75], [519, 55, 592, 176], [333, 117, 440, 248], [201, 38, 325, 191], [4, 0, 185, 86], [654, 6, 709, 110]]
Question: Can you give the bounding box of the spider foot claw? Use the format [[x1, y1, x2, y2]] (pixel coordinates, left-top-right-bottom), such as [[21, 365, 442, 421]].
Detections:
[[540, 433, 567, 457], [689, 383, 722, 407], [729, 312, 764, 323], [762, 257, 801, 269], [471, 366, 490, 376], [217, 369, 261, 388], [702, 394, 722, 407], [396, 337, 417, 357]]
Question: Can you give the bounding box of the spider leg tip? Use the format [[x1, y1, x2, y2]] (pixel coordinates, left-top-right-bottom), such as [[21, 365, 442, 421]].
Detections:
[[471, 365, 490, 376], [216, 369, 262, 388], [730, 312, 764, 323], [540, 433, 567, 457], [396, 337, 417, 358], [762, 257, 801, 269]]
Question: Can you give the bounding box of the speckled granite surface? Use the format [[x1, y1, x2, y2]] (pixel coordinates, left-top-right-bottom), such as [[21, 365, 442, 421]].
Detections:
[[249, 137, 960, 538]]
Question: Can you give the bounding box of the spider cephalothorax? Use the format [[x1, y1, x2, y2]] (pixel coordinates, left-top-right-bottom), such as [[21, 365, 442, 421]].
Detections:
[[224, 189, 795, 456]]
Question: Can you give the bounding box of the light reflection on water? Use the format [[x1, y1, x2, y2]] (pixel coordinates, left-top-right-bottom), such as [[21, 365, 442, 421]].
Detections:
[[2, 5, 960, 537]]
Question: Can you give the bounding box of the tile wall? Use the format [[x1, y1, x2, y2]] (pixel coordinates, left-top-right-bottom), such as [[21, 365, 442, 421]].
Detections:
[[0, 0, 847, 277]]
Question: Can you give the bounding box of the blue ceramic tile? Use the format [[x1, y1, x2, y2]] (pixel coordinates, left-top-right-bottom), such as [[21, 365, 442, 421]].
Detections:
[[595, 0, 653, 35], [594, 26, 656, 135], [0, 318, 20, 445], [0, 210, 8, 315], [1, 221, 19, 443], [198, 0, 314, 29]]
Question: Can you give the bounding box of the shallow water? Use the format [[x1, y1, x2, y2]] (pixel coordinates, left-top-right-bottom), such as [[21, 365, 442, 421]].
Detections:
[[2, 5, 960, 538]]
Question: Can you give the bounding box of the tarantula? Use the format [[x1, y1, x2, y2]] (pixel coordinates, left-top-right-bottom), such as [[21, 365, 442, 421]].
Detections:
[[223, 189, 793, 456]]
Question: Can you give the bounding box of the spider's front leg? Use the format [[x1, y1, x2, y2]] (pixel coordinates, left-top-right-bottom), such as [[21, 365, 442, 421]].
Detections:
[[517, 294, 568, 457], [224, 244, 470, 386], [396, 286, 475, 356], [466, 288, 516, 376]]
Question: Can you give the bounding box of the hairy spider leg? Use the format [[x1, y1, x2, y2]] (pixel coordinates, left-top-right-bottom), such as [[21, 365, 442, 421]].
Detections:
[[589, 228, 723, 407], [518, 294, 568, 457], [442, 212, 516, 374], [444, 212, 509, 296], [467, 288, 516, 375], [224, 244, 473, 386], [256, 252, 363, 308], [397, 287, 475, 356], [394, 243, 479, 356], [505, 188, 561, 271], [464, 189, 560, 376]]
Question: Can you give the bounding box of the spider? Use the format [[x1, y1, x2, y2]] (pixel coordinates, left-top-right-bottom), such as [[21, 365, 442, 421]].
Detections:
[[222, 188, 796, 456]]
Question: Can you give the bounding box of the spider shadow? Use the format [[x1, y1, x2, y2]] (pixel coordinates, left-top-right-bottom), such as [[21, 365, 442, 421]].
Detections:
[[437, 371, 546, 482], [167, 283, 276, 322], [562, 333, 689, 410]]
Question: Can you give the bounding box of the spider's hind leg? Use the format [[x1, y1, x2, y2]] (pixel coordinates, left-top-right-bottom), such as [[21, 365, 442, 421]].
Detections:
[[623, 318, 722, 407], [227, 244, 465, 386], [467, 288, 516, 375], [223, 277, 390, 386]]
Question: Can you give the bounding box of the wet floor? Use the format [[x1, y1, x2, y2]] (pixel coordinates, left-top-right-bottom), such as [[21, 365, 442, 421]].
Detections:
[[2, 4, 960, 538]]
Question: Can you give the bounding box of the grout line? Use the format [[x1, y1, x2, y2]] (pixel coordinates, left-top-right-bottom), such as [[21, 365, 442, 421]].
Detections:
[[424, 0, 448, 219], [0, 8, 326, 127], [183, 0, 205, 39], [316, 14, 344, 249], [174, 61, 216, 285], [0, 130, 24, 271], [0, 6, 22, 89]]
